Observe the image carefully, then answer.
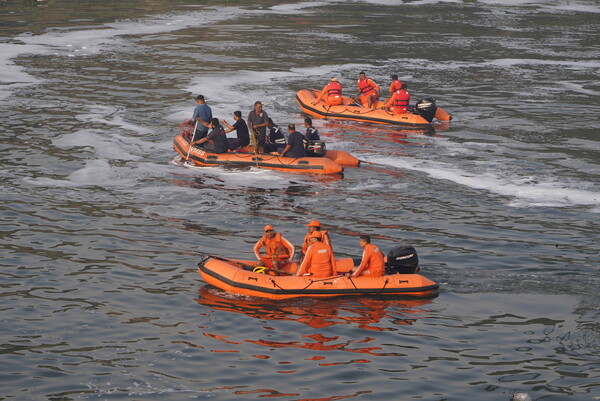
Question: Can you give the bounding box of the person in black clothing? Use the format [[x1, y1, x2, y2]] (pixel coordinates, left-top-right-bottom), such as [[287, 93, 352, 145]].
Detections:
[[222, 111, 249, 150], [194, 118, 229, 154], [304, 117, 320, 141], [247, 101, 269, 152], [264, 118, 286, 153], [280, 124, 306, 158]]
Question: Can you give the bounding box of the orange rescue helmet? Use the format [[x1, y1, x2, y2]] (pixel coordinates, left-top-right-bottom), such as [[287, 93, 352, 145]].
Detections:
[[306, 220, 321, 227]]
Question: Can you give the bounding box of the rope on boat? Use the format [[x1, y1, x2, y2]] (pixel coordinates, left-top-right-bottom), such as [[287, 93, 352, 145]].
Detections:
[[347, 276, 390, 295]]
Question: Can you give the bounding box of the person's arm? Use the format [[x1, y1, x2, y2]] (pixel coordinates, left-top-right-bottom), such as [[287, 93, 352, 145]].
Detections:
[[314, 85, 327, 103], [221, 119, 234, 132], [281, 236, 296, 262], [352, 248, 369, 277], [253, 238, 263, 260], [280, 144, 291, 156], [296, 246, 313, 276]]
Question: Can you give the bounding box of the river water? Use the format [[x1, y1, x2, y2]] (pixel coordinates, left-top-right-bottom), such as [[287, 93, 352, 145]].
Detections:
[[1, 0, 599, 400]]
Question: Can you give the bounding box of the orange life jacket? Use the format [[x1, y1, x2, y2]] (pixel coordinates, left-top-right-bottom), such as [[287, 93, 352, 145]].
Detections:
[[357, 77, 378, 95], [392, 89, 410, 111], [255, 232, 292, 260], [326, 81, 342, 96]]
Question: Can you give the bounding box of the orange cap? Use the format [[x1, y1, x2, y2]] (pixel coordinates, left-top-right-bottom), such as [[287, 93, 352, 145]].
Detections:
[[264, 224, 274, 231], [331, 78, 338, 82], [306, 220, 321, 227]]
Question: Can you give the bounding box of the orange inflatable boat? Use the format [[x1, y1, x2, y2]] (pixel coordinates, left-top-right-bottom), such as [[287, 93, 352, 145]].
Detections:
[[295, 89, 451, 128], [173, 134, 359, 175], [198, 255, 439, 300]]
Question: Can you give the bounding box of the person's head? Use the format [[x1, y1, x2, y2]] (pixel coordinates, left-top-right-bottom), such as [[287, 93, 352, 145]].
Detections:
[[267, 118, 275, 127], [304, 117, 313, 127], [306, 220, 321, 233], [511, 393, 532, 401], [233, 110, 242, 120], [288, 124, 296, 132], [391, 74, 398, 80], [210, 117, 219, 127], [264, 224, 275, 238], [400, 83, 407, 90], [331, 78, 338, 82], [359, 71, 366, 80], [196, 95, 205, 104], [310, 230, 323, 243], [254, 100, 263, 112], [359, 234, 371, 248]]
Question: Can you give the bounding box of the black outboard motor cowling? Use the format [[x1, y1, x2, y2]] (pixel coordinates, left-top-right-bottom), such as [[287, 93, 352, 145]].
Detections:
[[306, 140, 326, 157], [414, 97, 438, 123], [386, 243, 419, 274]]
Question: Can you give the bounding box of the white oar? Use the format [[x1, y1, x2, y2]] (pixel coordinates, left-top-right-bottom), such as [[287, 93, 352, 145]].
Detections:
[[185, 120, 199, 161]]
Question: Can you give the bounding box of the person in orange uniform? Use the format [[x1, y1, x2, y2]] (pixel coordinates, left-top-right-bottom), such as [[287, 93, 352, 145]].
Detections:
[[351, 235, 385, 277], [296, 231, 336, 278], [383, 83, 410, 115], [300, 220, 332, 261], [388, 74, 403, 95], [354, 71, 380, 108], [314, 78, 343, 106], [253, 225, 295, 270]]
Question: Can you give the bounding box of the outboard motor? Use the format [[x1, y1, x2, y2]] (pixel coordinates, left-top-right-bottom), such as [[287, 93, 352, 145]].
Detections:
[[306, 140, 326, 157], [386, 243, 419, 274], [414, 97, 438, 123]]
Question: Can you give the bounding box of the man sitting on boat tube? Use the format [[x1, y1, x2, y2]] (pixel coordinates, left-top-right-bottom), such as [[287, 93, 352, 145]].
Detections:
[[300, 220, 331, 263], [192, 118, 229, 154], [382, 83, 410, 115], [354, 71, 380, 108], [254, 225, 295, 270], [295, 231, 336, 278], [279, 124, 306, 158], [314, 78, 343, 106], [351, 235, 385, 277]]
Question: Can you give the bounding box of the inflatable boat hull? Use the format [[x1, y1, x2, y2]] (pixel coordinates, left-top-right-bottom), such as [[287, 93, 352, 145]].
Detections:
[[295, 89, 451, 128], [173, 134, 359, 174], [198, 256, 439, 300]]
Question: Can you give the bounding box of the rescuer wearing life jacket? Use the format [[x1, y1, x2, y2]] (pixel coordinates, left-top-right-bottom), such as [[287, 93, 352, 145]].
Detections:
[[221, 111, 250, 150], [383, 83, 410, 115], [295, 231, 336, 278], [351, 235, 385, 277], [191, 95, 212, 142], [303, 117, 320, 141], [300, 220, 332, 262], [254, 225, 295, 270], [264, 118, 286, 153], [354, 71, 380, 108], [314, 78, 343, 106], [388, 74, 403, 95]]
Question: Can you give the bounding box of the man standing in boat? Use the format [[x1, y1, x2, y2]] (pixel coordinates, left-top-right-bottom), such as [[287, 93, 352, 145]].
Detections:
[[314, 78, 343, 106], [279, 124, 306, 158], [383, 83, 410, 115], [254, 225, 295, 270], [295, 231, 336, 278], [354, 72, 380, 108], [247, 101, 269, 153], [300, 220, 331, 262], [191, 95, 212, 143], [351, 235, 385, 277], [221, 111, 250, 150]]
